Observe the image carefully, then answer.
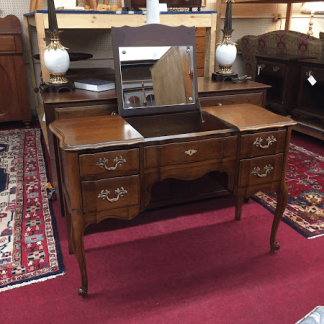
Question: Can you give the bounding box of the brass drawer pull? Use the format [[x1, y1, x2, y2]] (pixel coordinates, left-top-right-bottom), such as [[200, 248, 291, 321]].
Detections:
[[98, 187, 127, 202], [253, 135, 277, 149], [96, 156, 126, 171], [273, 66, 280, 72], [251, 164, 274, 178], [185, 149, 197, 156]]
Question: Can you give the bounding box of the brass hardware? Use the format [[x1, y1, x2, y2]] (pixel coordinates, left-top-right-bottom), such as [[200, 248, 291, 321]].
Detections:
[[306, 71, 313, 77], [111, 112, 117, 115], [251, 165, 274, 177], [253, 135, 277, 149], [98, 187, 127, 202], [216, 103, 223, 106], [273, 66, 280, 72], [96, 156, 126, 171], [185, 149, 197, 156]]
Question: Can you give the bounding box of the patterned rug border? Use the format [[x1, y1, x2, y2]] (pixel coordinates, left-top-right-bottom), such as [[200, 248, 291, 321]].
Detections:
[[253, 143, 324, 240], [0, 128, 65, 292]]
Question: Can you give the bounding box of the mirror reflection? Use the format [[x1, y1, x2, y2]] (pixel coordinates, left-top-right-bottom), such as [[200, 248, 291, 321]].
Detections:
[[119, 46, 195, 109]]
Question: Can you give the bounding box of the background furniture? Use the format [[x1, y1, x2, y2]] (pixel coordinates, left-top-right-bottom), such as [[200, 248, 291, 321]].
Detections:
[[42, 79, 270, 218], [255, 54, 312, 116], [292, 58, 324, 140], [0, 15, 32, 126], [23, 10, 217, 111], [236, 30, 324, 80]]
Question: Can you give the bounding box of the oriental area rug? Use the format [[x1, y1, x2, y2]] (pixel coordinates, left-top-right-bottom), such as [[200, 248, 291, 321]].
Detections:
[[253, 143, 324, 239], [0, 129, 65, 292]]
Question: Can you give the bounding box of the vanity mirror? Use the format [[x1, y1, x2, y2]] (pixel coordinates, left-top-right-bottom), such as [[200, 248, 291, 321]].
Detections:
[[112, 25, 199, 117], [119, 45, 195, 109]]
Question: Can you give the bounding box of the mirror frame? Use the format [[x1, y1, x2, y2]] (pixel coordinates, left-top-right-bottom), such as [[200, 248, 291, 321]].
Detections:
[[112, 24, 199, 117]]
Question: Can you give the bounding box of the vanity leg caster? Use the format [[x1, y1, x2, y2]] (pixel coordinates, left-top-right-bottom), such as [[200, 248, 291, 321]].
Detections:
[[270, 242, 280, 253], [78, 286, 88, 298]]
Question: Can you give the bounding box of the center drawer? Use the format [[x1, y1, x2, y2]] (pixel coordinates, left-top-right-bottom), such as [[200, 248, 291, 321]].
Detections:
[[82, 175, 140, 213], [145, 136, 237, 168], [79, 148, 139, 178]]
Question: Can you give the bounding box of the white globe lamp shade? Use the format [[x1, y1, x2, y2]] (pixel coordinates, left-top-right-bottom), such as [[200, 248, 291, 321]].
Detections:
[[44, 48, 70, 74], [216, 43, 237, 73]]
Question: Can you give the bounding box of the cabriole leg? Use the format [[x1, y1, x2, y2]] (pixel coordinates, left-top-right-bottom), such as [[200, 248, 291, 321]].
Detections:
[[72, 214, 88, 297], [270, 182, 288, 253], [235, 195, 244, 220]]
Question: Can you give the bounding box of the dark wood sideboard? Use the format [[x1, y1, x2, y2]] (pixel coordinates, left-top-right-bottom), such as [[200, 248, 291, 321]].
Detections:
[[255, 54, 314, 116], [292, 58, 324, 140], [0, 15, 32, 126], [42, 79, 270, 217], [50, 103, 296, 297]]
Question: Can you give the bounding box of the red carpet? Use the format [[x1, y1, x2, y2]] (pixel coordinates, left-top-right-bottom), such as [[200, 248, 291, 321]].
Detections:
[[1, 130, 324, 324]]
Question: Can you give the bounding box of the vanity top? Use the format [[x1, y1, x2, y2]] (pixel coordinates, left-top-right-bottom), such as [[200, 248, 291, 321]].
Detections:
[[50, 104, 296, 151]]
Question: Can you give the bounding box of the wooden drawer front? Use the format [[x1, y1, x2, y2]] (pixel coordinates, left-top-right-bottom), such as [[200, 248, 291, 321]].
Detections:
[[258, 60, 285, 78], [200, 92, 264, 108], [0, 36, 16, 52], [54, 104, 117, 120], [145, 136, 237, 168], [241, 129, 286, 158], [238, 154, 284, 187], [82, 175, 140, 213], [79, 148, 139, 178]]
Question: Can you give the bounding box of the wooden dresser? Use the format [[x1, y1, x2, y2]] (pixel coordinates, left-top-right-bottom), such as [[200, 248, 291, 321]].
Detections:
[[255, 54, 314, 116], [50, 103, 295, 297], [0, 15, 32, 126], [42, 79, 270, 217]]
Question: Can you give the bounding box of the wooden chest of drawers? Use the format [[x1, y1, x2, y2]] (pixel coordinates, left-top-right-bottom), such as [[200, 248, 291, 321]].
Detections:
[[50, 103, 295, 297], [0, 15, 31, 125]]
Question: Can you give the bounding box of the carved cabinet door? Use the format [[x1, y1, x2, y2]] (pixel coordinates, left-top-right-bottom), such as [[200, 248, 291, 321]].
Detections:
[[0, 55, 20, 122]]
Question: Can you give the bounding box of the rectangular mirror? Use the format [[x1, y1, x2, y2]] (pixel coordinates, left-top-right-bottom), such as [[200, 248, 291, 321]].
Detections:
[[112, 25, 199, 117], [119, 46, 195, 110]]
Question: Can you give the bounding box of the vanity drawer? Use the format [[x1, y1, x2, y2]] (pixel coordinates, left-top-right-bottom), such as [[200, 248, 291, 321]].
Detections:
[[238, 154, 284, 187], [54, 104, 118, 120], [145, 136, 237, 168], [82, 175, 140, 213], [200, 92, 264, 108], [240, 129, 286, 158], [79, 148, 139, 178]]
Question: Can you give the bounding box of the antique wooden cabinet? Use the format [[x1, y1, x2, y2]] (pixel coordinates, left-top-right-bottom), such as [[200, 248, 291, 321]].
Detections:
[[291, 58, 324, 140], [0, 15, 32, 125], [255, 54, 312, 116], [50, 25, 295, 297]]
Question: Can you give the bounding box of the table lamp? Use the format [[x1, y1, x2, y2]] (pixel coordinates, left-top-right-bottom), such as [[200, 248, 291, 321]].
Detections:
[[212, 0, 238, 81], [301, 1, 324, 36], [41, 0, 74, 92]]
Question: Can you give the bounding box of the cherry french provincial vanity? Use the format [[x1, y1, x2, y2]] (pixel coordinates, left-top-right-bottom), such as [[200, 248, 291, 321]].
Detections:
[[49, 25, 296, 297]]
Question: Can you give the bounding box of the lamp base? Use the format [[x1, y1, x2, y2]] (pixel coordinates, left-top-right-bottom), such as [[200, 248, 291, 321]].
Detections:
[[212, 72, 238, 82], [39, 81, 75, 93]]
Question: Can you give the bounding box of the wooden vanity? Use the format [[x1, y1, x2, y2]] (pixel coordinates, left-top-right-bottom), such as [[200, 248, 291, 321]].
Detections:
[[49, 25, 295, 297]]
